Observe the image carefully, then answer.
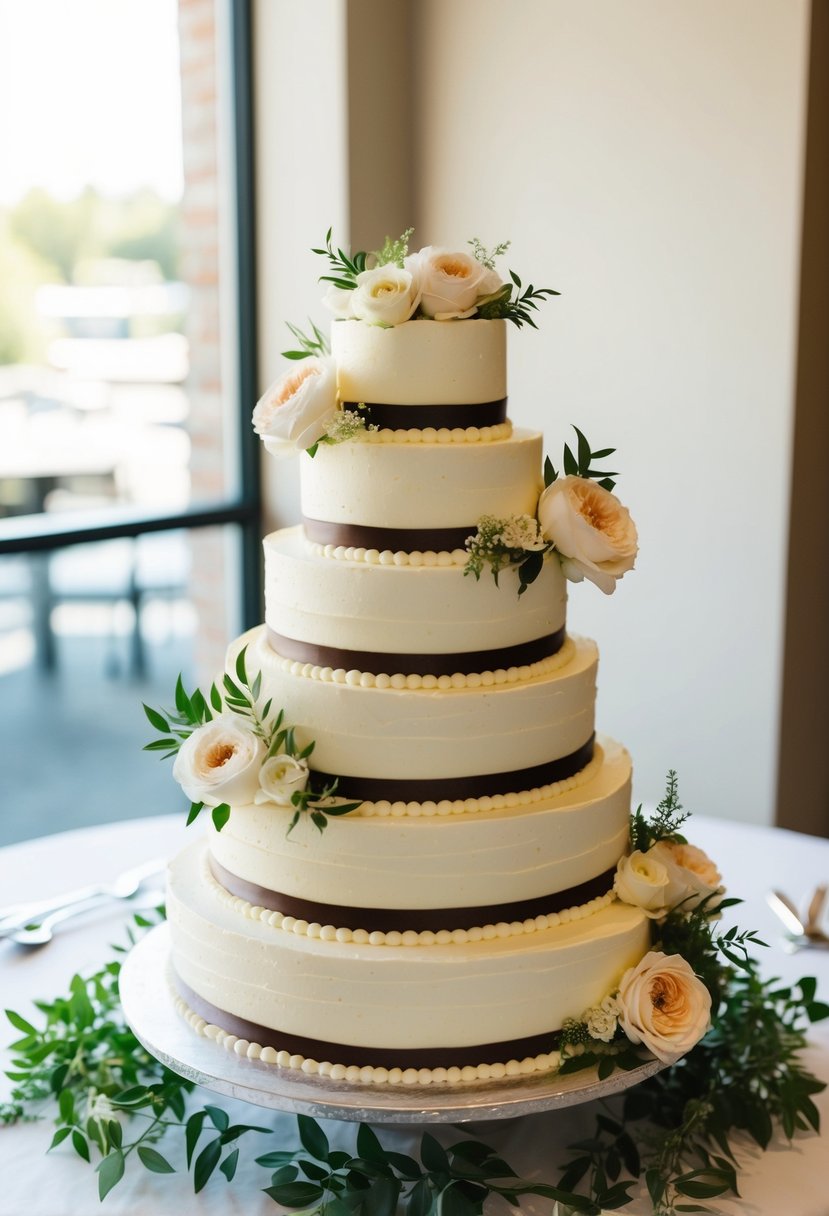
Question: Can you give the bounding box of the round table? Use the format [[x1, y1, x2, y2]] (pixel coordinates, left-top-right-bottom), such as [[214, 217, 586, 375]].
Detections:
[[2, 814, 828, 1216]]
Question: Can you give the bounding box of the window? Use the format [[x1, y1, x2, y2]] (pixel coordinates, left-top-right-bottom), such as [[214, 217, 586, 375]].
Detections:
[[0, 0, 260, 845]]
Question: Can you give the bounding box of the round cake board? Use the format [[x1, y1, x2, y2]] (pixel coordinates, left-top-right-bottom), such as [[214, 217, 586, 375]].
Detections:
[[121, 924, 667, 1125]]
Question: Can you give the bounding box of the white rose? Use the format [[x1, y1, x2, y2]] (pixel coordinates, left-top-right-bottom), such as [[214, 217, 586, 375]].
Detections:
[[648, 841, 723, 913], [404, 246, 502, 319], [172, 716, 265, 808], [616, 951, 712, 1063], [537, 475, 638, 594], [252, 356, 337, 454], [254, 754, 310, 807], [614, 850, 673, 919], [322, 284, 355, 319], [583, 994, 621, 1043], [350, 265, 421, 327]]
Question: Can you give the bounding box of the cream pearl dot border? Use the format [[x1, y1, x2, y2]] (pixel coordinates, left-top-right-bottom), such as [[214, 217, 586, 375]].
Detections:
[[271, 635, 574, 692], [308, 542, 470, 567], [172, 987, 568, 1087], [362, 421, 513, 445], [355, 747, 601, 817], [203, 852, 616, 946]]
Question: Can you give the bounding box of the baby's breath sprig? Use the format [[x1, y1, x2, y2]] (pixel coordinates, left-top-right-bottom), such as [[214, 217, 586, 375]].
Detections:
[[374, 226, 414, 268], [306, 405, 378, 457], [468, 236, 511, 270], [464, 514, 552, 596], [311, 226, 368, 291], [280, 319, 329, 361]]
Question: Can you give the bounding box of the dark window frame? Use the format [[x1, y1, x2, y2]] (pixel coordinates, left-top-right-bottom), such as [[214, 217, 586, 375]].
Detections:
[[0, 0, 263, 631]]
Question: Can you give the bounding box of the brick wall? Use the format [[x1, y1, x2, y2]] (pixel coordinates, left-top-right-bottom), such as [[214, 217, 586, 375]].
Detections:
[[177, 0, 232, 680]]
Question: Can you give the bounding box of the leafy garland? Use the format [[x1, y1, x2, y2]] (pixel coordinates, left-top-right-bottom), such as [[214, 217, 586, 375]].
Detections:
[[3, 793, 827, 1213], [142, 647, 360, 836], [463, 425, 617, 594], [311, 226, 559, 329]]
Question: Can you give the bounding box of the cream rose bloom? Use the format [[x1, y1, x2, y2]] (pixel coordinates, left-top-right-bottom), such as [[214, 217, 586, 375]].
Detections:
[[254, 754, 310, 807], [322, 283, 355, 319], [537, 476, 638, 594], [614, 850, 673, 919], [616, 951, 712, 1063], [172, 717, 265, 808], [648, 840, 723, 913], [252, 356, 337, 454], [350, 265, 421, 327], [404, 246, 502, 319]]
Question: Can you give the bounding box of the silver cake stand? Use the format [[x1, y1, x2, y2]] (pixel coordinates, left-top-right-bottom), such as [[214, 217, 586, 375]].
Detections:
[[121, 924, 667, 1124]]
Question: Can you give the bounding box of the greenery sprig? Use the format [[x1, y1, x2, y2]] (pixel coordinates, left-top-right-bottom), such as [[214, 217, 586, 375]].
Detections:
[[375, 226, 414, 268], [630, 770, 690, 852], [463, 513, 553, 597], [475, 270, 560, 329], [468, 236, 511, 270], [312, 227, 369, 291], [544, 425, 619, 492], [281, 319, 330, 361], [2, 903, 826, 1213], [142, 647, 360, 836]]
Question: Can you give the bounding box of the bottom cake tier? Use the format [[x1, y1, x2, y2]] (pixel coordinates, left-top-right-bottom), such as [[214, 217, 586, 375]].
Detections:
[[167, 840, 649, 1083]]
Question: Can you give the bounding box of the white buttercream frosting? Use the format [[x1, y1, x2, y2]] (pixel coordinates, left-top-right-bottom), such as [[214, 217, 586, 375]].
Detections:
[[364, 421, 513, 444], [229, 626, 596, 783], [207, 736, 631, 912], [332, 318, 507, 406], [265, 527, 566, 658], [300, 428, 542, 531]]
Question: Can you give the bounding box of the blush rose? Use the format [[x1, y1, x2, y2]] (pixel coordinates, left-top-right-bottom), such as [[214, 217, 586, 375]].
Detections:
[[617, 950, 712, 1063], [404, 246, 502, 319], [252, 356, 338, 454], [537, 475, 638, 594]]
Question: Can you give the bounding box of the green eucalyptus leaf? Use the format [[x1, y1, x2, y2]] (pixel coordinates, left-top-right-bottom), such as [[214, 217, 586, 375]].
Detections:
[[143, 704, 170, 732], [298, 1113, 330, 1161], [97, 1149, 125, 1201], [219, 1148, 240, 1181], [211, 804, 231, 833], [194, 1138, 222, 1193], [138, 1146, 176, 1174], [264, 1181, 325, 1206]]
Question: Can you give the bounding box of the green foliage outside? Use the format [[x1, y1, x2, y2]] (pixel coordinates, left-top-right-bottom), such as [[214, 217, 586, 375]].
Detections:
[[0, 186, 181, 365]]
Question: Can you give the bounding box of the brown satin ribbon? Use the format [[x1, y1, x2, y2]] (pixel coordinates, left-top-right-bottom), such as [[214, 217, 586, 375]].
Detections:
[[307, 735, 595, 803], [174, 973, 562, 1069], [344, 397, 508, 430], [302, 517, 477, 550], [266, 625, 566, 677], [209, 854, 615, 934]]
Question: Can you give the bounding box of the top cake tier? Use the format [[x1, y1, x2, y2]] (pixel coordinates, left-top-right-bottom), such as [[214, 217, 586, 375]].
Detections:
[[332, 317, 507, 416]]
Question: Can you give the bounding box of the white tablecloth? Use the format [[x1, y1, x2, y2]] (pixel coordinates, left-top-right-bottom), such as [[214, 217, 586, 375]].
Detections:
[[2, 815, 828, 1216]]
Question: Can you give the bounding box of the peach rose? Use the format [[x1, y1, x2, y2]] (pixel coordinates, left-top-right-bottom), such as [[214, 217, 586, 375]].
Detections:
[[537, 476, 638, 594], [172, 716, 265, 808], [404, 246, 502, 319], [252, 356, 337, 454], [649, 840, 723, 913], [617, 951, 712, 1062]]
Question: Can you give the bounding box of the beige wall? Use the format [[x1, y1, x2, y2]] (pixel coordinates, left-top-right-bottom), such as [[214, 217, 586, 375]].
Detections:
[[254, 0, 811, 825]]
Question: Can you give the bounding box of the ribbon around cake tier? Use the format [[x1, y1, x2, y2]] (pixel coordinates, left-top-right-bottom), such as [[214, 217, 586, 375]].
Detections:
[[209, 854, 615, 934], [174, 973, 562, 1069], [308, 734, 595, 803], [343, 397, 508, 429], [301, 517, 477, 550], [266, 625, 566, 677]]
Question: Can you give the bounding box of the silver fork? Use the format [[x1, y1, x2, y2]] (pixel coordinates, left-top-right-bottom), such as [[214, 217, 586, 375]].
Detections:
[[7, 888, 165, 947], [0, 857, 167, 941]]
